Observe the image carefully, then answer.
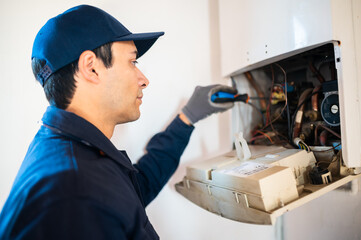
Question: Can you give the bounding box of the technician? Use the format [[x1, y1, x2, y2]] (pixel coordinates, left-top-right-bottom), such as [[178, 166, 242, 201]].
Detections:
[[0, 5, 236, 240]]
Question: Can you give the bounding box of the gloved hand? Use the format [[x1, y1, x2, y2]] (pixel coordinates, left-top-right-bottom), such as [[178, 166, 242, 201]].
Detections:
[[182, 84, 237, 124]]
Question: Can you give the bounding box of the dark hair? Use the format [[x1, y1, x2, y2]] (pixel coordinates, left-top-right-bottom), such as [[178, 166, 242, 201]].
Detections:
[[31, 42, 113, 109]]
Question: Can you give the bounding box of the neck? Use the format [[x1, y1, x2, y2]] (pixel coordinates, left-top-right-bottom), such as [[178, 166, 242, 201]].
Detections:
[[66, 104, 115, 139]]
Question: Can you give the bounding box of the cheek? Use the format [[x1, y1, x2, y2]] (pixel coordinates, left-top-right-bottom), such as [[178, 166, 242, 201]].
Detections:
[[104, 67, 139, 99], [123, 69, 141, 91]]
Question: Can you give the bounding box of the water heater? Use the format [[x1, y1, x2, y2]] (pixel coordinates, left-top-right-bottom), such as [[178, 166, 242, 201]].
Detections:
[[176, 0, 361, 224]]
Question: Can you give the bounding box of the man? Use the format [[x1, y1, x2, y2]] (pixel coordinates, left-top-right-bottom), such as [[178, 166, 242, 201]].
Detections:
[[0, 5, 236, 239]]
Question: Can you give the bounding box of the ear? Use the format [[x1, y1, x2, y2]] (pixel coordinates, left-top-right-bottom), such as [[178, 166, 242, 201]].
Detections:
[[77, 50, 100, 84]]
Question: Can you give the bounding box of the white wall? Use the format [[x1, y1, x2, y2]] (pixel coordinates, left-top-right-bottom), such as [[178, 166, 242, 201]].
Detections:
[[284, 187, 361, 240], [0, 0, 277, 239]]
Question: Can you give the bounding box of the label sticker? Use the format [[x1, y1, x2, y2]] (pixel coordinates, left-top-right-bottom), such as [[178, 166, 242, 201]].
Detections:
[[220, 162, 272, 177]]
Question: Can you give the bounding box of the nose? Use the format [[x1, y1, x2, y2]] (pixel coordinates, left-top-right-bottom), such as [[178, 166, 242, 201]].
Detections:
[[137, 67, 149, 88]]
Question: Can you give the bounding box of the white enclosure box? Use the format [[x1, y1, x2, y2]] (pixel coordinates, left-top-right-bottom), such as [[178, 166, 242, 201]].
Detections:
[[176, 147, 359, 224], [176, 0, 361, 225], [219, 0, 361, 168]]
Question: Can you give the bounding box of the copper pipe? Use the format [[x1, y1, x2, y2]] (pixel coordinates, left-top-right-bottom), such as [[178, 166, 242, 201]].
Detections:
[[319, 130, 328, 146], [309, 62, 325, 83], [304, 85, 322, 121], [314, 124, 341, 145], [293, 88, 313, 138], [312, 85, 322, 112], [245, 72, 267, 111]]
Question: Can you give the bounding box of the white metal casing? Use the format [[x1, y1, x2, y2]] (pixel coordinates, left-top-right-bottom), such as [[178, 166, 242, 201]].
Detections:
[[218, 0, 361, 167]]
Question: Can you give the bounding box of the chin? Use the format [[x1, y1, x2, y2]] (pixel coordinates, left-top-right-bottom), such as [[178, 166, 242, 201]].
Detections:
[[132, 110, 141, 121], [130, 114, 141, 122], [122, 112, 141, 124]]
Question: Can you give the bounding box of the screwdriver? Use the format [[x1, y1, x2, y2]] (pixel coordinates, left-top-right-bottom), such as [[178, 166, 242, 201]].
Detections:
[[211, 92, 250, 103], [211, 92, 249, 103], [211, 91, 270, 103]]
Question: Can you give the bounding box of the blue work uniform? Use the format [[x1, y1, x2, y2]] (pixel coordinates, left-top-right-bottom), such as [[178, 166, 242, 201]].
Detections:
[[0, 106, 194, 239]]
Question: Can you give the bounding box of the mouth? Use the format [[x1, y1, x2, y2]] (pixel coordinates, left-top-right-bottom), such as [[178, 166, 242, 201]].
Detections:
[[137, 94, 143, 103]]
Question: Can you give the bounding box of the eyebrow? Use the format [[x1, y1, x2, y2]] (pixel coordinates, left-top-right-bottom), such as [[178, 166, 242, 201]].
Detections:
[[130, 50, 138, 57]]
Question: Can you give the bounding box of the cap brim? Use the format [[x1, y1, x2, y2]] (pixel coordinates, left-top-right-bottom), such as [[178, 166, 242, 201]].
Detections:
[[115, 31, 164, 58]]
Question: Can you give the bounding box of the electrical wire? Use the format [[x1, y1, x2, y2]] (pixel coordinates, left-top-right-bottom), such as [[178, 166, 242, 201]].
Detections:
[[267, 65, 288, 142], [244, 65, 285, 144], [273, 63, 291, 143], [294, 138, 311, 152], [255, 130, 274, 143], [250, 130, 275, 143], [258, 64, 288, 131], [246, 64, 290, 145], [232, 66, 341, 150], [266, 65, 275, 126]]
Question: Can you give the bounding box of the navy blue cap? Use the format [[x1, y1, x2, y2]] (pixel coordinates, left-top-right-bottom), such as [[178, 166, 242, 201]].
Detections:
[[32, 5, 164, 86]]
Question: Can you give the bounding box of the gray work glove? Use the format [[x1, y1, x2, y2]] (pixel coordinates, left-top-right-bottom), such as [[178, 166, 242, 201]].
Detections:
[[182, 84, 237, 124]]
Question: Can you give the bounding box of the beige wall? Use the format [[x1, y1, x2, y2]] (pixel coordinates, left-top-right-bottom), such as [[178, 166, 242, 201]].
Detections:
[[0, 0, 277, 239]]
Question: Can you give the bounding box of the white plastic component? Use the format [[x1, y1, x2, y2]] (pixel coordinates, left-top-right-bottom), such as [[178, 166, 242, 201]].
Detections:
[[218, 0, 333, 77], [176, 147, 347, 224], [235, 132, 251, 161]]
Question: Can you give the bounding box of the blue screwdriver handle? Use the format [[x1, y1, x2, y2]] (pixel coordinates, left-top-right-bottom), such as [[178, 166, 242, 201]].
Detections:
[[211, 91, 249, 103], [211, 92, 235, 102]]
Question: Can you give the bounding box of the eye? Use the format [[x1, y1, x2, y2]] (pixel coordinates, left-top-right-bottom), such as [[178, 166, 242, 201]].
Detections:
[[132, 60, 138, 66]]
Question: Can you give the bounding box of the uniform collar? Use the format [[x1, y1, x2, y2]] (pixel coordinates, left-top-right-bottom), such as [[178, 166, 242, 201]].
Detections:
[[42, 106, 137, 171]]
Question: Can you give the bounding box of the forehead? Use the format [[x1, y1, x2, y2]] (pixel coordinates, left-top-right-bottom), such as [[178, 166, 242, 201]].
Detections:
[[112, 41, 138, 57]]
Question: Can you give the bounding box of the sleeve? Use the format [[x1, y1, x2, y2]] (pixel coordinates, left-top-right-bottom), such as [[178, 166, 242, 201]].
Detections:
[[18, 198, 128, 240], [133, 115, 194, 206]]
